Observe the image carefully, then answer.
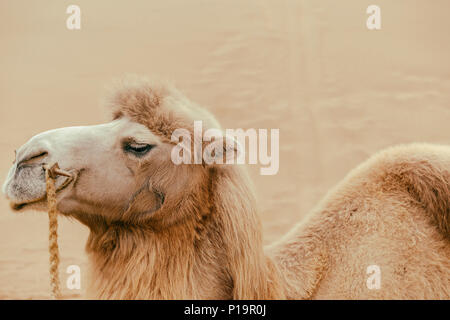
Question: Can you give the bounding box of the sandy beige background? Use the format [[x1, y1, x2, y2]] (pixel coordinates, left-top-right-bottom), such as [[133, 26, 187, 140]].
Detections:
[[1, 0, 449, 299]]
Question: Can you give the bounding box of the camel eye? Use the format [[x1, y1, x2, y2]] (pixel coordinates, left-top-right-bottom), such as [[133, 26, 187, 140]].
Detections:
[[123, 142, 155, 157]]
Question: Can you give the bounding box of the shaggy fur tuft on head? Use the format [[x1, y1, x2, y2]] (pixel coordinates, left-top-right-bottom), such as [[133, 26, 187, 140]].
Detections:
[[104, 75, 220, 143]]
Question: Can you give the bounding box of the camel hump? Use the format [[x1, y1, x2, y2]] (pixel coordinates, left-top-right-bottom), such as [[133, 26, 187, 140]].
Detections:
[[372, 143, 450, 239]]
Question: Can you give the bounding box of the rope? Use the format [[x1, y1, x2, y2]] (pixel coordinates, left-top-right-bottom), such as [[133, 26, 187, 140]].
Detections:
[[45, 165, 62, 300]]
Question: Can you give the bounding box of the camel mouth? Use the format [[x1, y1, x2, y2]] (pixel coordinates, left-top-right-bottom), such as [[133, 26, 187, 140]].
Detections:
[[10, 197, 45, 211], [9, 169, 78, 212]]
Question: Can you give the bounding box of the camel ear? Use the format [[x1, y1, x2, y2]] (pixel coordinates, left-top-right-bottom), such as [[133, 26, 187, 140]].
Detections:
[[202, 129, 242, 166]]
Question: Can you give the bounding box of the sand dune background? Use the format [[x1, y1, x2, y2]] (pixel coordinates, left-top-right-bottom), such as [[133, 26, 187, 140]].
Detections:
[[1, 0, 449, 299]]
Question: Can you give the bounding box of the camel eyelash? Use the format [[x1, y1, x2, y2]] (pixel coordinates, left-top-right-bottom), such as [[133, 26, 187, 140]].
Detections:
[[123, 141, 155, 157]]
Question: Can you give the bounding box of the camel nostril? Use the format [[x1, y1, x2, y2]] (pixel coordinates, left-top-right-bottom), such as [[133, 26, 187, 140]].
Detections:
[[17, 151, 49, 168]]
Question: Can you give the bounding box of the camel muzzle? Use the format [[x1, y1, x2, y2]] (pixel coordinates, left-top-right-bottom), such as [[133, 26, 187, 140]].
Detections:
[[3, 161, 77, 211]]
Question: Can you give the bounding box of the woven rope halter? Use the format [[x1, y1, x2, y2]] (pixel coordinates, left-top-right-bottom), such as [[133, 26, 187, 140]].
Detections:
[[43, 163, 72, 300]]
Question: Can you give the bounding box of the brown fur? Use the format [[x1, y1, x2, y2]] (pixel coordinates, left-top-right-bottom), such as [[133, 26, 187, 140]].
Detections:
[[268, 144, 450, 299]]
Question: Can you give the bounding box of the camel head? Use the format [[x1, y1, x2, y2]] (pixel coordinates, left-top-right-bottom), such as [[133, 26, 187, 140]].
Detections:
[[2, 77, 226, 230]]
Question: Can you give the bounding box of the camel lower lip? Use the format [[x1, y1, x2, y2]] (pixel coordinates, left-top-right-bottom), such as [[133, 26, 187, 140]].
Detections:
[[10, 198, 44, 211], [11, 202, 26, 210]]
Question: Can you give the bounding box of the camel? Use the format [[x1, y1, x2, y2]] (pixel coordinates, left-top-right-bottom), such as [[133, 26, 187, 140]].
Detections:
[[2, 76, 450, 299]]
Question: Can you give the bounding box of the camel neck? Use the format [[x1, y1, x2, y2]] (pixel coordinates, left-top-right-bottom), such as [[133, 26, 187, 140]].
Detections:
[[84, 220, 233, 299], [83, 166, 286, 299]]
